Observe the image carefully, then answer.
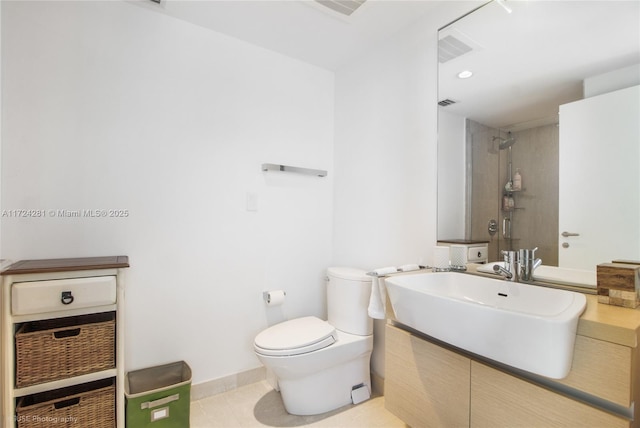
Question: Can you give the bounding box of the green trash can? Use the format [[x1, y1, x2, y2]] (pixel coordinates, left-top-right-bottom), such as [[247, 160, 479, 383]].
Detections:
[[125, 361, 192, 428]]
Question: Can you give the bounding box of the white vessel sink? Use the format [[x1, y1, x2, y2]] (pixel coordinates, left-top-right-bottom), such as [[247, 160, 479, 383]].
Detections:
[[385, 272, 587, 379], [478, 262, 596, 288]]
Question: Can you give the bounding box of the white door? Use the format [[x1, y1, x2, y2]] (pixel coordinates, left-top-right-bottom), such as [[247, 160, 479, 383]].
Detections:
[[558, 85, 640, 270]]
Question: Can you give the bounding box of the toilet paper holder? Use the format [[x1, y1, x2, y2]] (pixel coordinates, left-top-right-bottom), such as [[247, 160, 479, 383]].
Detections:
[[263, 290, 286, 304]]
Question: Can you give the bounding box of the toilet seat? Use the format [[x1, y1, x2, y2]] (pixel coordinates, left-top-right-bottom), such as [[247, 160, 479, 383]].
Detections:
[[254, 316, 337, 357]]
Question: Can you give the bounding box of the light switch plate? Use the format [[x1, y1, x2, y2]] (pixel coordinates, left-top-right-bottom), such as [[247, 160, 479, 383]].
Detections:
[[246, 192, 258, 212]]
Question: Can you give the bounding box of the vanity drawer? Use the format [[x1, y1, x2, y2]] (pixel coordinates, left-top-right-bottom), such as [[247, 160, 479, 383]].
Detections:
[[467, 246, 488, 263], [12, 276, 117, 315]]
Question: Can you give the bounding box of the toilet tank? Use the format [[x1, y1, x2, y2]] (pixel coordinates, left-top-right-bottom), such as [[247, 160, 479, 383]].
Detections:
[[326, 267, 373, 336]]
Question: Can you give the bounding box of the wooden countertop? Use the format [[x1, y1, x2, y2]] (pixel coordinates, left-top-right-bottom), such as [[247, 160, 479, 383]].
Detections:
[[578, 294, 640, 348], [1, 256, 129, 275]]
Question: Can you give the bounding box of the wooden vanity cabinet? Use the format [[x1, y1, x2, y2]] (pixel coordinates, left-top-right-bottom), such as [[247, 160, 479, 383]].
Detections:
[[385, 323, 633, 428], [556, 334, 635, 408], [471, 361, 628, 427], [385, 324, 470, 427]]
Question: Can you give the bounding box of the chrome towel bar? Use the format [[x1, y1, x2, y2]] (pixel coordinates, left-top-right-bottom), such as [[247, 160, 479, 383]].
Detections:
[[261, 163, 327, 177]]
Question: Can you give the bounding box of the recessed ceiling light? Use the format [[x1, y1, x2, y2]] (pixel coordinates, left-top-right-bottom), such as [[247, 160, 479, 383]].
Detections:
[[458, 70, 473, 79]]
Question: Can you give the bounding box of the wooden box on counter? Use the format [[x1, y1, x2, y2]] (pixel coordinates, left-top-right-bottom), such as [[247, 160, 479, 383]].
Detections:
[[597, 262, 640, 308]]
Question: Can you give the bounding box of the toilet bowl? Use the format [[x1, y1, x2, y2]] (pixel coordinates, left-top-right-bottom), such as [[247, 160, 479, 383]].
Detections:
[[254, 267, 373, 416]]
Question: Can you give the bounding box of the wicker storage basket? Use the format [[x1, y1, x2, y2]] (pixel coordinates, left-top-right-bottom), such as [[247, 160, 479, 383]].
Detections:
[[16, 312, 116, 387], [16, 378, 115, 428]]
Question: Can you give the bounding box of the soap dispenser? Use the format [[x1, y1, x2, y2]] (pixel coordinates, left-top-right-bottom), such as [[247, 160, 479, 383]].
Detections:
[[513, 168, 522, 191]]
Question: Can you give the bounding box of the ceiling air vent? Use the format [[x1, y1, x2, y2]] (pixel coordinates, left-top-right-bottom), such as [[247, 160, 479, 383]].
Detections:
[[439, 35, 473, 64], [438, 99, 457, 107], [315, 0, 366, 17]]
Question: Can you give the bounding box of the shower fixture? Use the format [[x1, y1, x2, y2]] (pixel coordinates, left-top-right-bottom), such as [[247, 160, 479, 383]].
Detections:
[[493, 132, 517, 150]]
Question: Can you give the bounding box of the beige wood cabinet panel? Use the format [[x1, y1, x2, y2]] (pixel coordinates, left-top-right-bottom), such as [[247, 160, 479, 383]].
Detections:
[[471, 361, 629, 428], [385, 324, 470, 428], [556, 334, 632, 406]]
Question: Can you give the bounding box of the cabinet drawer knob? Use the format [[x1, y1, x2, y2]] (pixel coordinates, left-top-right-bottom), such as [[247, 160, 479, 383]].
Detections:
[[61, 291, 74, 305]]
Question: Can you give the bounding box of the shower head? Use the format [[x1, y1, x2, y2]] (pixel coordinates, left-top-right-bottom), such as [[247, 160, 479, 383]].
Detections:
[[492, 133, 517, 150], [498, 137, 517, 150]]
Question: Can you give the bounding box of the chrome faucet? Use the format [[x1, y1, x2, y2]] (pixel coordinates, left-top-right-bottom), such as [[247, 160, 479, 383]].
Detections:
[[518, 247, 542, 282], [492, 248, 542, 282], [493, 250, 518, 281]]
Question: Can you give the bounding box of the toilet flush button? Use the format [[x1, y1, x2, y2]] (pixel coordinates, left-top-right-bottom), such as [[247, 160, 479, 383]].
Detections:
[[351, 384, 371, 405]]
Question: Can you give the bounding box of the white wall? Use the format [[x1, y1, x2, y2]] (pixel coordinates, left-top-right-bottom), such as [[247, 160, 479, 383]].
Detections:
[[1, 1, 334, 385], [332, 1, 479, 378], [583, 63, 640, 98], [0, 1, 2, 256], [2, 0, 482, 388]]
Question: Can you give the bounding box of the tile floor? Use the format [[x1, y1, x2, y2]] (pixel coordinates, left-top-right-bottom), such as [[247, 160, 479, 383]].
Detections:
[[191, 380, 407, 428]]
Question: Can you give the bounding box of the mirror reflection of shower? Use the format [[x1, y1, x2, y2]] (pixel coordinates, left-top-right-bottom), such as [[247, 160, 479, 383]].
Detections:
[[494, 131, 519, 249], [494, 133, 517, 149], [493, 132, 517, 184], [466, 119, 559, 265]]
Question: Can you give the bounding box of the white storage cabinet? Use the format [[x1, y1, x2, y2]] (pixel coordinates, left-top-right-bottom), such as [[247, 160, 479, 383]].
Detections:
[[1, 256, 129, 427]]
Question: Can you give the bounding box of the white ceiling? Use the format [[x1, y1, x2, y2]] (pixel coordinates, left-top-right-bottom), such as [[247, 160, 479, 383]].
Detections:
[[142, 0, 446, 70], [139, 0, 640, 129], [438, 1, 640, 130]]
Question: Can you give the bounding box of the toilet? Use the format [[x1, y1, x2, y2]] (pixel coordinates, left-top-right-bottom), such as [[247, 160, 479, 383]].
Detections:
[[254, 267, 374, 416]]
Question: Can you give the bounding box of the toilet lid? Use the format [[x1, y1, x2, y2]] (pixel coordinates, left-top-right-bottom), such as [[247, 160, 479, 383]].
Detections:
[[327, 267, 370, 281], [254, 316, 337, 357]]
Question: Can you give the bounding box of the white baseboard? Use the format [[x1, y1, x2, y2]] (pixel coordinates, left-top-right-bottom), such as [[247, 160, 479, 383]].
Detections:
[[192, 366, 385, 401], [191, 366, 266, 401]]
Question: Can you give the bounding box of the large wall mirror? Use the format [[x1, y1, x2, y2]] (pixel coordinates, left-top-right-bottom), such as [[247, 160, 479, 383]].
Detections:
[[437, 0, 640, 269]]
